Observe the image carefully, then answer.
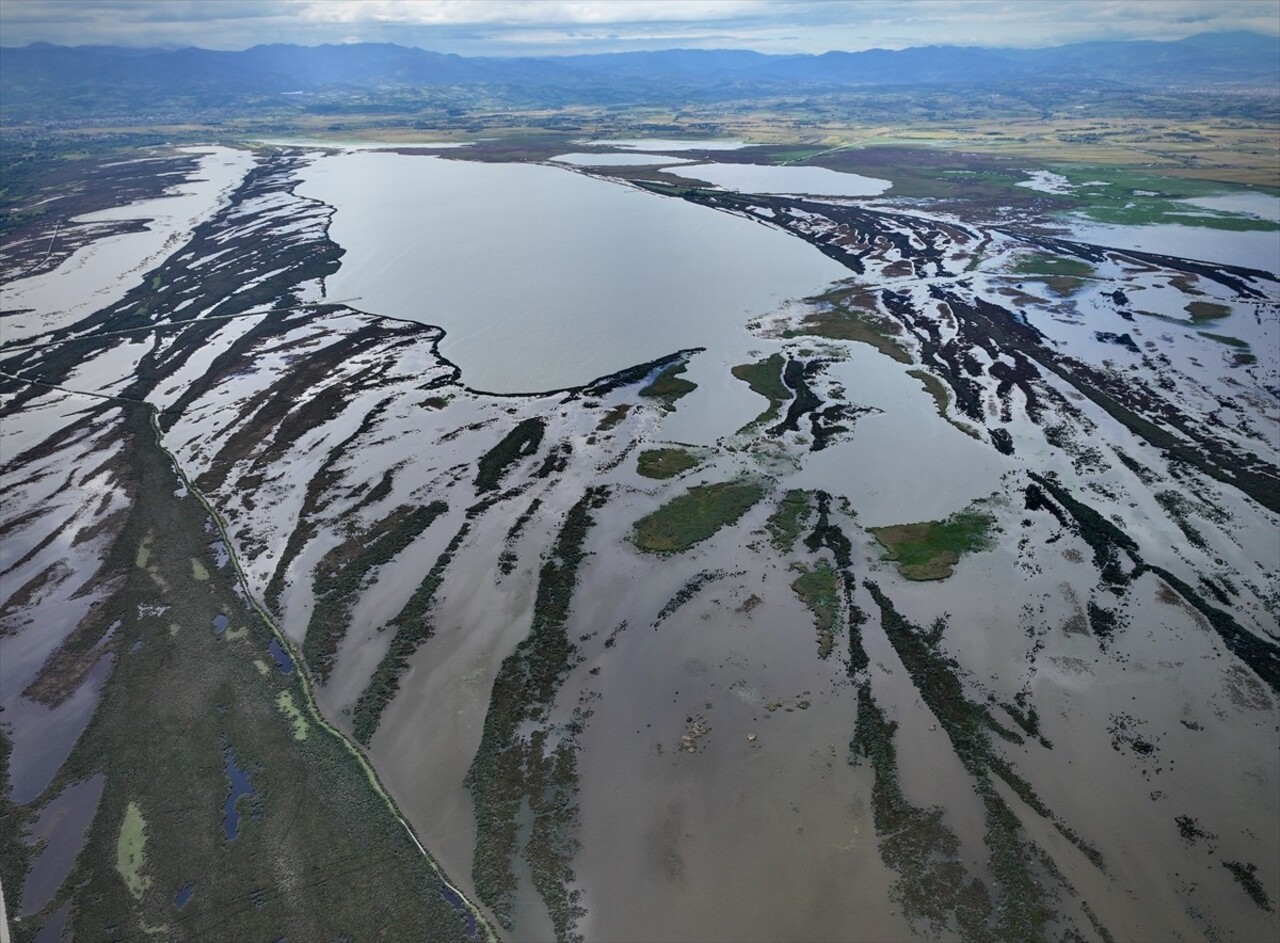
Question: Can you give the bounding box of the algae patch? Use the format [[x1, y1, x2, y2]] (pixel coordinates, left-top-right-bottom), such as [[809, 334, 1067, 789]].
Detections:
[[276, 690, 309, 740], [116, 800, 151, 899]]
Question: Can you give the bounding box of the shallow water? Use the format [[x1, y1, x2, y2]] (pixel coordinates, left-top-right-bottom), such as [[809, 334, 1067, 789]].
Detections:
[[675, 162, 892, 198], [299, 153, 849, 392], [789, 351, 1010, 527], [1180, 192, 1280, 222], [550, 152, 694, 166], [221, 748, 255, 840], [267, 638, 294, 674], [1065, 218, 1280, 274]]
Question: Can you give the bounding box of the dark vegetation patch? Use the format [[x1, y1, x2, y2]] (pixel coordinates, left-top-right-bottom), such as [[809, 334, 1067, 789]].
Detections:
[[765, 489, 812, 553], [1174, 814, 1214, 844], [351, 521, 467, 745], [1198, 331, 1249, 349], [264, 402, 390, 617], [1154, 490, 1209, 550], [465, 487, 610, 940], [804, 490, 855, 569], [1086, 600, 1120, 642], [653, 569, 732, 626], [581, 348, 702, 397], [1028, 474, 1280, 691], [476, 418, 545, 492], [989, 427, 1014, 454], [1094, 332, 1140, 353], [850, 685, 995, 939], [498, 498, 541, 576], [1028, 473, 1138, 586], [770, 357, 824, 438], [595, 403, 631, 431], [636, 447, 698, 480], [865, 581, 1104, 924], [731, 353, 791, 425], [302, 502, 447, 682], [869, 511, 995, 580], [1185, 301, 1231, 324], [631, 480, 765, 554], [1222, 860, 1273, 912]]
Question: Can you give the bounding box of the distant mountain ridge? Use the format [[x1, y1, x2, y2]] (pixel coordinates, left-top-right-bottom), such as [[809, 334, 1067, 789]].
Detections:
[[2, 31, 1276, 121]]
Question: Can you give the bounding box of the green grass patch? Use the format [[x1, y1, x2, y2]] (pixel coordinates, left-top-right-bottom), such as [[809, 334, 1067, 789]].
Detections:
[[632, 480, 765, 554], [731, 353, 792, 425], [636, 447, 699, 479], [191, 558, 209, 581], [1186, 301, 1231, 324], [790, 561, 841, 658], [1199, 331, 1249, 349], [135, 534, 151, 568], [116, 800, 150, 899], [1048, 166, 1280, 231], [766, 489, 812, 553], [596, 403, 631, 431], [275, 690, 309, 741], [870, 510, 996, 580], [639, 363, 697, 404]]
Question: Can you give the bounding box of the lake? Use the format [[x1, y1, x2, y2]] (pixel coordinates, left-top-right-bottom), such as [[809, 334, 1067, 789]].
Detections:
[[298, 153, 851, 392]]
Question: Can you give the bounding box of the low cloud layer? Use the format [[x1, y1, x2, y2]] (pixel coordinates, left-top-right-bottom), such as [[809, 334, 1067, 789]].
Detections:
[[2, 0, 1276, 55]]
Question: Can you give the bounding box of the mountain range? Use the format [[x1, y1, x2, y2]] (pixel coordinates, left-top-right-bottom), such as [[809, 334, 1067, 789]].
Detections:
[[2, 31, 1276, 121]]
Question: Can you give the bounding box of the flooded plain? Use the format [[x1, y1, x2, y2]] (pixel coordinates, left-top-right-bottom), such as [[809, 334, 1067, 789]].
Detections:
[[4, 138, 1277, 943]]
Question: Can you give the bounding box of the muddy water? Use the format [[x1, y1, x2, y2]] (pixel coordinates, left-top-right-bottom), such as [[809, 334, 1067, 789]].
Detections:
[[564, 488, 914, 943], [790, 350, 1010, 527], [297, 152, 849, 393]]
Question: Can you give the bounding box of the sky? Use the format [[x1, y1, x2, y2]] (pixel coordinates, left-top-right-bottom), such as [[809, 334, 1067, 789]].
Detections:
[[1, 0, 1277, 55]]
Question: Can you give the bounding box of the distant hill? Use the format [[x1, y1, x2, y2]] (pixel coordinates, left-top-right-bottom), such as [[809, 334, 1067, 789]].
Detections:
[[1, 31, 1276, 121]]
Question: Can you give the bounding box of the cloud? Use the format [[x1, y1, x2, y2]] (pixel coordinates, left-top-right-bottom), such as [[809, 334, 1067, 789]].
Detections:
[[0, 0, 1275, 54]]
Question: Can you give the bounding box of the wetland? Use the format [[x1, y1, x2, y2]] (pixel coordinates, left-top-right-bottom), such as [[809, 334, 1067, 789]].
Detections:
[[2, 107, 1278, 943]]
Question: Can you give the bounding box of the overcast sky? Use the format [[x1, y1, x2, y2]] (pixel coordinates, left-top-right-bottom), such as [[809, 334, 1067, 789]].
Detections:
[[1, 0, 1276, 55]]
